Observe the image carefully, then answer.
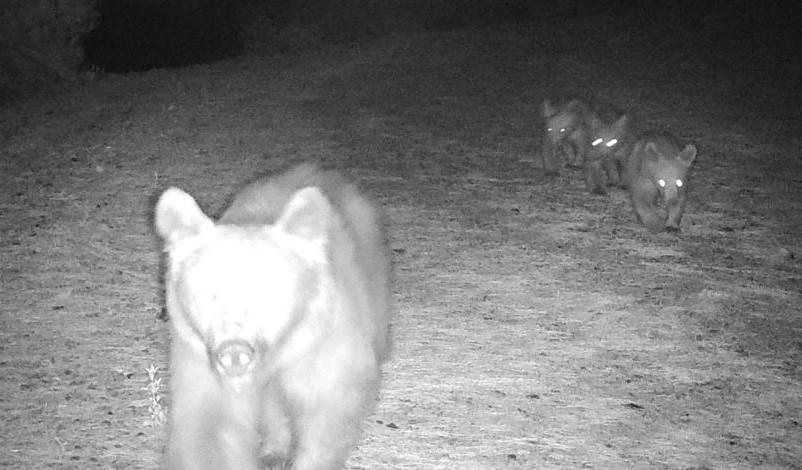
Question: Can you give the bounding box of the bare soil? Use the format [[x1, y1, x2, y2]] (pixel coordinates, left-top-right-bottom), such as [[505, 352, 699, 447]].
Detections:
[[1, 17, 801, 470]]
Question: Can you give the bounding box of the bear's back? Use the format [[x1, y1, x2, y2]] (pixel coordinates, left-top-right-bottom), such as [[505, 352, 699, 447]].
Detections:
[[220, 163, 327, 226]]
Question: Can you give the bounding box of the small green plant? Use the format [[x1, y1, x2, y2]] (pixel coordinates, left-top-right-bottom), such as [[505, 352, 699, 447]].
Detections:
[[143, 364, 167, 427]]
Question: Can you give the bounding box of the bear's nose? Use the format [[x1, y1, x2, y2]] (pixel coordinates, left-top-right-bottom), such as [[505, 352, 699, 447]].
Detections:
[[213, 339, 255, 377]]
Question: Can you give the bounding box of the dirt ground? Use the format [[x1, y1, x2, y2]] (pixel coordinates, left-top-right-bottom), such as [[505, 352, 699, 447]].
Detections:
[[1, 16, 801, 470]]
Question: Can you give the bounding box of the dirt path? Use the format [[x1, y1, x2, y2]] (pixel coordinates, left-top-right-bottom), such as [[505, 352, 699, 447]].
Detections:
[[1, 20, 800, 469]]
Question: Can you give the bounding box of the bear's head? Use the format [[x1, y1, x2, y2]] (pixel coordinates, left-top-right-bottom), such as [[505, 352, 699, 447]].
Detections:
[[155, 186, 334, 382]]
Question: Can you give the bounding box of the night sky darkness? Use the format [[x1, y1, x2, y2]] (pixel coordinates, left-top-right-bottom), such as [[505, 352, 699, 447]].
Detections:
[[84, 0, 243, 72], [82, 0, 801, 78]]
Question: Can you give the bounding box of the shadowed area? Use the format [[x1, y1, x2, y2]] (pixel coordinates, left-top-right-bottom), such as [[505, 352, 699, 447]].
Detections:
[[83, 0, 242, 72]]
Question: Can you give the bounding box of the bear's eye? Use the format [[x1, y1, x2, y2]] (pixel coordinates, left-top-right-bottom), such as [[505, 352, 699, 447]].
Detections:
[[547, 127, 553, 132], [676, 179, 683, 187], [606, 139, 618, 147], [658, 179, 666, 187], [592, 138, 603, 146], [559, 127, 567, 133]]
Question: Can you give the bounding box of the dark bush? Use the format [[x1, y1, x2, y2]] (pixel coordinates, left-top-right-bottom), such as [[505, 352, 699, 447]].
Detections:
[[0, 0, 98, 101], [84, 0, 242, 72]]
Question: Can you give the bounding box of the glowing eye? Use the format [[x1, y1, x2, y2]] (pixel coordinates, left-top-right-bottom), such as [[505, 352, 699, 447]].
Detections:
[[676, 179, 683, 187], [606, 139, 618, 147], [658, 179, 666, 187], [547, 127, 553, 132], [592, 138, 603, 146], [559, 128, 567, 133], [238, 352, 251, 365], [220, 355, 233, 369]]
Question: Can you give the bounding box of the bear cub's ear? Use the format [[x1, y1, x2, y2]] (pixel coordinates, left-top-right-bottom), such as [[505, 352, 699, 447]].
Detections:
[[678, 144, 697, 166], [542, 99, 555, 118], [155, 188, 214, 247], [274, 187, 332, 244]]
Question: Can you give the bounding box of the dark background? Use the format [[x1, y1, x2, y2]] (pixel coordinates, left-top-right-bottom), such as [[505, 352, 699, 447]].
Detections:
[[2, 0, 800, 96]]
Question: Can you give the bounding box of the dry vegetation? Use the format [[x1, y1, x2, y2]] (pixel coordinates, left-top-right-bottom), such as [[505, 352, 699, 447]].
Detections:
[[1, 15, 801, 470]]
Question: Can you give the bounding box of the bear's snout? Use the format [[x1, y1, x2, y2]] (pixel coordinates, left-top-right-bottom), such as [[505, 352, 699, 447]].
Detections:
[[213, 339, 255, 377]]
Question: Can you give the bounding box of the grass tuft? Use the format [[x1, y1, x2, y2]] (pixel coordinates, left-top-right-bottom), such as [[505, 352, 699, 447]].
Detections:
[[143, 364, 167, 428]]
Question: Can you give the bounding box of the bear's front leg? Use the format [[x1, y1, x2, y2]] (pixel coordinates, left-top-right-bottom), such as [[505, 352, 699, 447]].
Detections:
[[541, 141, 561, 176], [630, 182, 663, 233], [584, 159, 608, 195]]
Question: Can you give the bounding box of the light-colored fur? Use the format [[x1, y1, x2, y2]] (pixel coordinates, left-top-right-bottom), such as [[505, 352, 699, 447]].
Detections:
[[155, 163, 392, 470]]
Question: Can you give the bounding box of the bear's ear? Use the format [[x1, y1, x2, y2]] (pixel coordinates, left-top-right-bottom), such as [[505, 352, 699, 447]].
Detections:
[[644, 142, 661, 161], [542, 99, 555, 118], [678, 144, 697, 166], [615, 114, 630, 130], [155, 188, 214, 247], [274, 187, 331, 244]]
